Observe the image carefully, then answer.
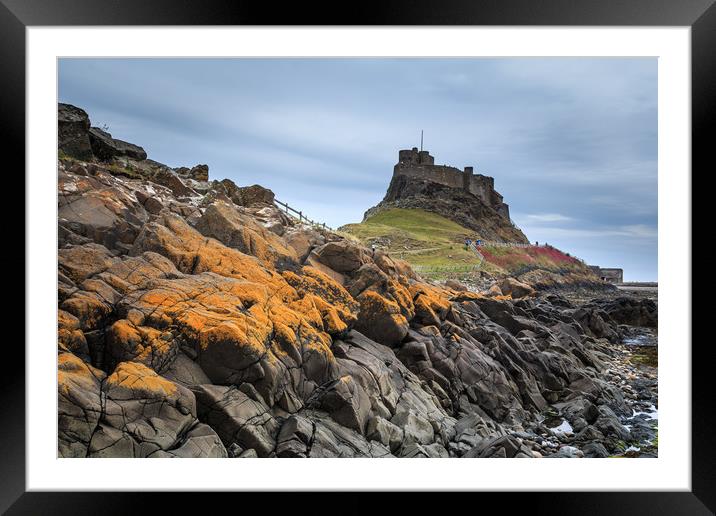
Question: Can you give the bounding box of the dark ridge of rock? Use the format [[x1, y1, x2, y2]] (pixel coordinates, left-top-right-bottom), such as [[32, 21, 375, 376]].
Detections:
[[58, 103, 93, 160], [586, 297, 658, 328], [88, 127, 148, 161]]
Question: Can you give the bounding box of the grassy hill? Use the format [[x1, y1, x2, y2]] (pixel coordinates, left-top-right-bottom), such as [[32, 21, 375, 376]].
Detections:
[[339, 207, 588, 279], [339, 208, 486, 269]]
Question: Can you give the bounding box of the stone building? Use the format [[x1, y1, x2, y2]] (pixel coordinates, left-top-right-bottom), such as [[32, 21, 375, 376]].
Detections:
[[393, 147, 511, 220], [589, 266, 624, 284]]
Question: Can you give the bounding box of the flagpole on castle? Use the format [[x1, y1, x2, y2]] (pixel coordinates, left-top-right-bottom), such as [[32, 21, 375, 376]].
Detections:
[[420, 130, 423, 152]]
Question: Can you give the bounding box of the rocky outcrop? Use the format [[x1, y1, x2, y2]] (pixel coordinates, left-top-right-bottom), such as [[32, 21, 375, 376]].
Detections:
[[586, 297, 658, 328], [176, 164, 209, 182], [215, 180, 275, 207], [56, 103, 657, 459], [88, 127, 147, 161], [499, 277, 536, 299], [366, 174, 529, 243], [58, 103, 93, 160], [194, 201, 298, 268]]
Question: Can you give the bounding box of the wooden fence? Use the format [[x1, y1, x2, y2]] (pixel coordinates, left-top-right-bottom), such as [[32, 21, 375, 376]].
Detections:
[[479, 241, 532, 248], [412, 264, 481, 274], [468, 241, 485, 267], [274, 199, 332, 231]]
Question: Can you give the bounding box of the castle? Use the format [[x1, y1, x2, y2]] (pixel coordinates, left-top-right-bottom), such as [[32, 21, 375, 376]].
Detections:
[[393, 147, 511, 220]]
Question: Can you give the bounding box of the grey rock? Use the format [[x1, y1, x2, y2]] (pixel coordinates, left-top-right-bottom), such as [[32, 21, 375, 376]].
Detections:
[[193, 384, 279, 457], [87, 362, 207, 458], [366, 416, 404, 452], [58, 103, 93, 160], [583, 442, 610, 458], [89, 126, 147, 161]]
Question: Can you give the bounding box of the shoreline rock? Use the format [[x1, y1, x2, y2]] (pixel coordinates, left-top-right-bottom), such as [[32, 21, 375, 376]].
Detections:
[[56, 103, 658, 458]]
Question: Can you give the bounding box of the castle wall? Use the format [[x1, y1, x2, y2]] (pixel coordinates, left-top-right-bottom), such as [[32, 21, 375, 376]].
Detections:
[[393, 163, 465, 190], [588, 266, 624, 284], [393, 148, 511, 220]]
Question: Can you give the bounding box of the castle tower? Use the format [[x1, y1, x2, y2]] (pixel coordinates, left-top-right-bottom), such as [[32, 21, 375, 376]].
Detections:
[[463, 166, 473, 192], [397, 147, 434, 165], [418, 150, 434, 165]]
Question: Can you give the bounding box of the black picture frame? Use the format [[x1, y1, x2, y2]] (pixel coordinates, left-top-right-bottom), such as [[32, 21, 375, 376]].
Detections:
[[3, 0, 711, 513]]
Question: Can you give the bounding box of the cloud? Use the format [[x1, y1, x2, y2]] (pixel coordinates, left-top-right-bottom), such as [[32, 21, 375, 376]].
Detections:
[[58, 57, 657, 280], [516, 213, 573, 223], [519, 223, 657, 241]]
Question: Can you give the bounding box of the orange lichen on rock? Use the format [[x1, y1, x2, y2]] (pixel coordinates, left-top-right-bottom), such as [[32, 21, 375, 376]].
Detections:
[[194, 201, 298, 268], [58, 351, 106, 458], [346, 263, 415, 322], [105, 319, 178, 373], [105, 360, 180, 400], [283, 265, 359, 330], [58, 351, 106, 400], [95, 251, 180, 292], [60, 290, 114, 332], [385, 279, 415, 320], [58, 243, 119, 283], [104, 263, 341, 405], [409, 283, 452, 327], [130, 212, 281, 285], [354, 290, 409, 347], [57, 310, 89, 358]]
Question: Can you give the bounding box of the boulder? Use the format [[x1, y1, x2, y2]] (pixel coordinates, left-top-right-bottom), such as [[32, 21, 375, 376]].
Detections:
[[309, 240, 371, 276], [500, 277, 536, 299], [366, 416, 404, 452], [150, 423, 228, 458], [319, 375, 372, 434], [134, 190, 163, 214], [58, 352, 105, 457], [194, 384, 279, 457], [161, 353, 212, 387], [147, 168, 197, 198], [175, 164, 210, 183], [391, 409, 434, 446], [58, 103, 93, 160], [188, 164, 209, 182], [588, 297, 657, 328], [87, 361, 224, 458], [304, 255, 347, 285], [57, 310, 90, 360], [464, 435, 523, 458], [485, 284, 503, 297], [58, 171, 151, 252], [88, 127, 147, 161], [105, 319, 179, 373], [235, 184, 275, 206], [194, 201, 298, 268], [216, 179, 275, 207], [285, 227, 326, 262], [583, 442, 609, 458], [444, 279, 467, 291], [354, 290, 409, 347]]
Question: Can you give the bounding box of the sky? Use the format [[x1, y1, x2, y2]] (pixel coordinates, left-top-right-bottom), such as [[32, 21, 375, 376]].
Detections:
[[58, 58, 657, 281]]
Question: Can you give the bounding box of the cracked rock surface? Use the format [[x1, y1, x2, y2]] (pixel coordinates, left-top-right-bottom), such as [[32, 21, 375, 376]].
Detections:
[[57, 104, 657, 458]]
